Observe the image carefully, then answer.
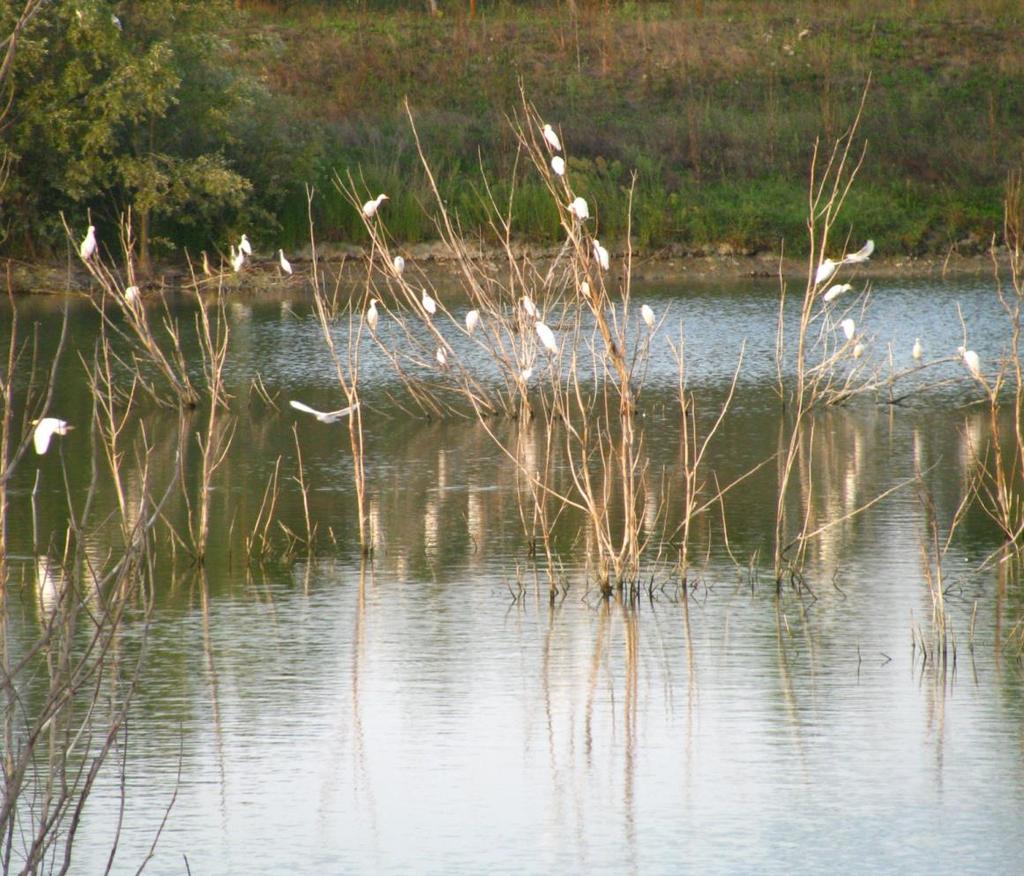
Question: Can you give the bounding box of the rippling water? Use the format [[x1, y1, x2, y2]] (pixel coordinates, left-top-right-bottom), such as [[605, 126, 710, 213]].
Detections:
[[4, 274, 1024, 874]]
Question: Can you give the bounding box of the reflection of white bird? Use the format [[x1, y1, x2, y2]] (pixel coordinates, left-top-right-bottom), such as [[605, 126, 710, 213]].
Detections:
[[568, 197, 590, 220], [421, 289, 437, 316], [521, 295, 538, 318], [436, 347, 448, 368], [289, 400, 359, 423], [853, 342, 865, 359], [593, 240, 610, 270], [641, 303, 655, 329], [239, 234, 252, 256], [278, 249, 292, 275], [79, 225, 96, 260], [362, 193, 389, 218], [958, 346, 982, 380], [367, 299, 379, 332], [912, 337, 923, 360], [465, 309, 480, 334], [393, 255, 405, 275], [535, 321, 558, 355], [542, 123, 562, 152], [33, 418, 71, 455], [840, 317, 855, 340], [551, 155, 565, 176], [823, 282, 852, 303]]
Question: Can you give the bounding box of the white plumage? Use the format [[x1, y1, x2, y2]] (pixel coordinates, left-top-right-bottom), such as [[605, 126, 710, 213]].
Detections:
[[521, 295, 538, 318], [393, 255, 405, 275], [840, 318, 856, 340], [641, 304, 655, 329], [278, 249, 292, 275], [367, 299, 379, 333], [551, 155, 565, 176], [542, 123, 562, 152], [823, 282, 852, 303], [123, 285, 140, 304], [912, 338, 923, 360], [362, 193, 389, 218], [593, 240, 610, 271], [568, 197, 590, 220], [465, 309, 480, 334], [239, 233, 252, 256], [535, 321, 558, 355], [959, 346, 982, 380], [435, 347, 448, 368], [421, 289, 437, 316], [33, 418, 71, 455], [289, 400, 359, 423], [79, 225, 96, 260]]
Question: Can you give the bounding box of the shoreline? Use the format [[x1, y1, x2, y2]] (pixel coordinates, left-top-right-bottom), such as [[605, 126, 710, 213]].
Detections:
[[3, 246, 1003, 298]]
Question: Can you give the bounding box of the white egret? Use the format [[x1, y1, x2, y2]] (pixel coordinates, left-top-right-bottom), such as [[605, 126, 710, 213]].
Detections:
[[421, 288, 437, 316], [239, 233, 252, 256], [958, 346, 982, 380], [362, 193, 389, 218], [568, 197, 590, 220], [79, 225, 96, 260], [465, 308, 480, 334], [278, 249, 292, 275], [521, 295, 538, 318], [853, 342, 865, 359], [593, 240, 610, 271], [542, 123, 562, 152], [840, 317, 856, 341], [551, 155, 565, 176], [535, 321, 558, 355], [393, 255, 405, 275], [641, 303, 655, 329], [33, 418, 71, 455], [201, 251, 212, 276], [435, 346, 448, 368], [367, 299, 379, 332], [123, 285, 140, 304], [289, 400, 359, 423], [912, 337, 923, 360], [111, 13, 122, 30], [519, 367, 533, 382], [823, 282, 852, 303], [580, 280, 591, 298], [815, 258, 837, 286], [230, 245, 244, 273]]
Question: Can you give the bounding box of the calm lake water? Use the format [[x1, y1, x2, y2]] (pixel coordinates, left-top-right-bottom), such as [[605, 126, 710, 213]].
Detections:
[[4, 273, 1024, 874]]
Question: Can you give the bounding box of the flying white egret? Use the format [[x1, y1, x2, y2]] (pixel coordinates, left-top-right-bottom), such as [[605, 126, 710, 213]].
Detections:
[[551, 155, 565, 176], [289, 400, 359, 423], [79, 225, 96, 260], [421, 288, 437, 316], [521, 295, 538, 318], [593, 240, 610, 271], [278, 249, 292, 275], [535, 321, 558, 355], [853, 342, 865, 359], [542, 123, 562, 152], [823, 282, 852, 303], [33, 418, 71, 455], [958, 346, 982, 380], [436, 347, 448, 368], [912, 338, 923, 360], [465, 309, 480, 334], [393, 255, 405, 275], [231, 245, 245, 273], [362, 193, 389, 218], [367, 299, 379, 332], [641, 304, 655, 329], [239, 234, 252, 256], [123, 285, 140, 304], [568, 197, 590, 220], [840, 317, 856, 340]]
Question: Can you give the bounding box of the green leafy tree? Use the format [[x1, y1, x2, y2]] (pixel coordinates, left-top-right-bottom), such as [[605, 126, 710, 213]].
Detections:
[[3, 0, 252, 270]]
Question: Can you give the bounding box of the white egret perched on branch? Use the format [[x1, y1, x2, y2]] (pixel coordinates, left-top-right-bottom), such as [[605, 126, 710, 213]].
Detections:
[[278, 249, 292, 275], [580, 280, 591, 299], [641, 304, 655, 329], [435, 347, 448, 368], [33, 418, 71, 455], [521, 295, 538, 318], [815, 239, 875, 285], [912, 338, 923, 360], [535, 321, 558, 355], [823, 282, 852, 303], [840, 318, 856, 341], [958, 346, 982, 380], [239, 234, 252, 256], [542, 123, 562, 152], [551, 155, 565, 177], [853, 342, 865, 359], [393, 255, 405, 275], [79, 225, 96, 260], [421, 288, 437, 316], [123, 285, 140, 304], [289, 400, 359, 423], [362, 193, 389, 218], [593, 240, 610, 271], [367, 299, 379, 333], [465, 309, 480, 334], [568, 197, 590, 220]]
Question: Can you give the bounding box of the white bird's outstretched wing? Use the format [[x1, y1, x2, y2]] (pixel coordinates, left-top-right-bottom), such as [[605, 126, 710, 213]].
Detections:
[[842, 239, 874, 265], [290, 399, 359, 423], [290, 400, 325, 418]]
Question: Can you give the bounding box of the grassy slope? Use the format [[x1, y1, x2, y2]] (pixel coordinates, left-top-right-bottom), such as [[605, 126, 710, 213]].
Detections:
[[236, 0, 1024, 256]]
